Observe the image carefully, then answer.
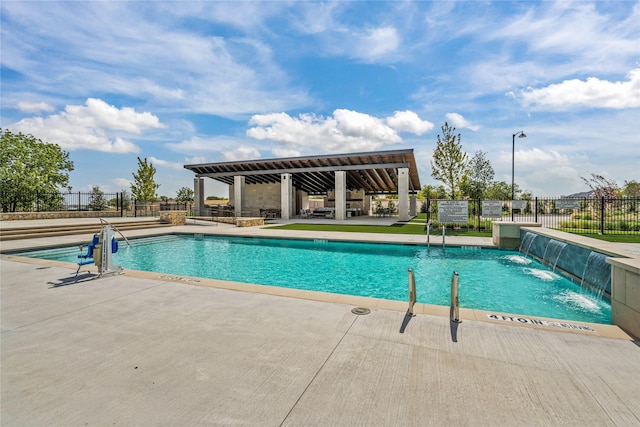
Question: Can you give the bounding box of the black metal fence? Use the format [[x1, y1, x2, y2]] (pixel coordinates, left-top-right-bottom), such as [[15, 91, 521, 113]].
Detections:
[[423, 197, 639, 235], [1, 190, 128, 214], [0, 190, 194, 218]]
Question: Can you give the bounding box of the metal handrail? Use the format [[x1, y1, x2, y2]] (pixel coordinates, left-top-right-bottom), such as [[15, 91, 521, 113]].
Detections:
[[450, 271, 460, 323], [426, 222, 431, 245], [99, 218, 130, 246], [407, 268, 416, 316]]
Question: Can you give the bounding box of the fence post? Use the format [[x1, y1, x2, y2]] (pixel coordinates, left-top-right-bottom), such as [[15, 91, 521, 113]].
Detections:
[[477, 198, 481, 232], [534, 197, 538, 223], [600, 197, 605, 234]]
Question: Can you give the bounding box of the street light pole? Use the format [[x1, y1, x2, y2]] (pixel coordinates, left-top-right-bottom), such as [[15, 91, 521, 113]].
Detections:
[[512, 131, 526, 221]]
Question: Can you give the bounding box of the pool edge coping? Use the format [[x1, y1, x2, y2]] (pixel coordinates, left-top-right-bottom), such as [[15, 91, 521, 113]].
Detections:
[[2, 251, 633, 341]]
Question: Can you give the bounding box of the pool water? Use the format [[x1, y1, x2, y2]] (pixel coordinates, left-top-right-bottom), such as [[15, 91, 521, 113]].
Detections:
[[18, 234, 611, 324]]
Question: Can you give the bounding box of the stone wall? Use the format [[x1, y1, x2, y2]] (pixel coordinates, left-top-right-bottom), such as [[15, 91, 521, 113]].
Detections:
[[159, 211, 187, 225], [0, 211, 121, 221], [230, 182, 281, 217], [214, 216, 264, 227]]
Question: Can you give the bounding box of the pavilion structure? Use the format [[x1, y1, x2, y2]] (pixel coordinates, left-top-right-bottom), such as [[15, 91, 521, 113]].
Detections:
[[183, 149, 421, 221]]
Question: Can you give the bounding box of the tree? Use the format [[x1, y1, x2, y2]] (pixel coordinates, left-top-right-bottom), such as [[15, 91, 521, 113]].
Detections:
[[430, 122, 468, 199], [581, 173, 619, 198], [108, 190, 131, 210], [460, 150, 494, 199], [485, 181, 514, 200], [176, 187, 194, 202], [130, 157, 159, 201], [417, 184, 448, 200], [88, 186, 108, 211], [622, 180, 640, 198], [0, 128, 74, 212]]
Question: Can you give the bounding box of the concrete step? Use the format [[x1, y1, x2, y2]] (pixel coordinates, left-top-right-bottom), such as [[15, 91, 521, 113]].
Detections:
[[0, 220, 171, 241]]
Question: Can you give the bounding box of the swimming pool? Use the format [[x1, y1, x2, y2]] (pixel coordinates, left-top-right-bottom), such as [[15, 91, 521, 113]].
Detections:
[[16, 234, 611, 324]]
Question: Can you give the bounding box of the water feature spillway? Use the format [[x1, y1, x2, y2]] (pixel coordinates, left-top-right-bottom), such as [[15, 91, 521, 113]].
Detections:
[[542, 240, 567, 272], [519, 232, 537, 257], [581, 251, 612, 298], [520, 231, 612, 295]]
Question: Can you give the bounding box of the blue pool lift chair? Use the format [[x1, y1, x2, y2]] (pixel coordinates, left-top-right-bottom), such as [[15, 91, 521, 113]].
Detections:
[[76, 234, 99, 276]]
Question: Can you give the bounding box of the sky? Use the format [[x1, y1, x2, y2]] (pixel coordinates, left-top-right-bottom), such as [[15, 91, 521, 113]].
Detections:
[[1, 1, 639, 198]]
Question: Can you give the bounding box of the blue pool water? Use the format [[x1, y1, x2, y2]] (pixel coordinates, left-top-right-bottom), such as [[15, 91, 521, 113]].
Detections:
[[17, 234, 611, 324]]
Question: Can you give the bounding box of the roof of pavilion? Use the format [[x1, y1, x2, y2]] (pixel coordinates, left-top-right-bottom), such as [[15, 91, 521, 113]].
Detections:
[[183, 149, 421, 195]]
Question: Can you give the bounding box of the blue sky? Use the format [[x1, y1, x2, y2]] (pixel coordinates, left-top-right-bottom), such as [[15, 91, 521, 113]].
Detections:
[[1, 1, 638, 198]]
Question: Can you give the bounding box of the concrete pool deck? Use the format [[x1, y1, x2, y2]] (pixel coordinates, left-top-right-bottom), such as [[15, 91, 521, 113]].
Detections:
[[2, 218, 640, 425]]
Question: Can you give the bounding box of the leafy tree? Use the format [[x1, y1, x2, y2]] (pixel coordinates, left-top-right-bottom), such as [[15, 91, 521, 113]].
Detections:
[[430, 122, 468, 199], [485, 181, 516, 200], [460, 150, 494, 199], [0, 128, 74, 212], [417, 184, 448, 200], [88, 185, 108, 211], [581, 173, 620, 198], [108, 190, 131, 210], [206, 195, 227, 200], [176, 187, 194, 202], [622, 180, 640, 198], [130, 157, 159, 201]]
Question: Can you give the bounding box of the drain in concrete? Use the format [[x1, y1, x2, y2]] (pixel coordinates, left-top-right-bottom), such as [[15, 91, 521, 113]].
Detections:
[[351, 307, 371, 315]]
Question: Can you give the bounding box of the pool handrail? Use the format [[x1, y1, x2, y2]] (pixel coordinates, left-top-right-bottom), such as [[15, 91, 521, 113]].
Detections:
[[450, 271, 461, 323], [407, 268, 416, 316], [99, 218, 130, 246]]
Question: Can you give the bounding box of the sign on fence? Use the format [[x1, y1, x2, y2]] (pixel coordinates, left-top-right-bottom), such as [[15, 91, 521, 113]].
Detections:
[[512, 200, 527, 210], [438, 200, 469, 223], [555, 199, 580, 209], [482, 200, 502, 218]]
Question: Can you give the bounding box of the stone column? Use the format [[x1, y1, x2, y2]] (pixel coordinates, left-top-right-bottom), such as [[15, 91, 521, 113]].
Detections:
[[194, 178, 205, 216], [234, 176, 245, 217], [409, 195, 417, 216], [281, 173, 292, 220], [398, 167, 409, 221], [335, 171, 346, 221]]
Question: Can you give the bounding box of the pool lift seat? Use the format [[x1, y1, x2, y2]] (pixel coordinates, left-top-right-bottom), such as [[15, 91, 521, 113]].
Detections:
[[75, 224, 124, 277], [76, 234, 99, 276]]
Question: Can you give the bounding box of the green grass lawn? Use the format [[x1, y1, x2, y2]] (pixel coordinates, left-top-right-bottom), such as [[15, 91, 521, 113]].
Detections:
[[267, 216, 639, 242], [268, 219, 492, 237], [559, 230, 640, 243]]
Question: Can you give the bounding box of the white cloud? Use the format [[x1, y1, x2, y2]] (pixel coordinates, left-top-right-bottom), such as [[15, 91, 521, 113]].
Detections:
[[148, 156, 184, 171], [223, 146, 261, 161], [112, 177, 133, 190], [445, 113, 480, 132], [16, 101, 55, 113], [513, 68, 640, 110], [319, 24, 401, 63], [271, 147, 302, 158], [185, 156, 209, 165], [8, 98, 164, 153], [497, 147, 571, 171], [247, 109, 403, 153], [167, 136, 251, 155], [386, 110, 434, 134], [356, 26, 400, 60]]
